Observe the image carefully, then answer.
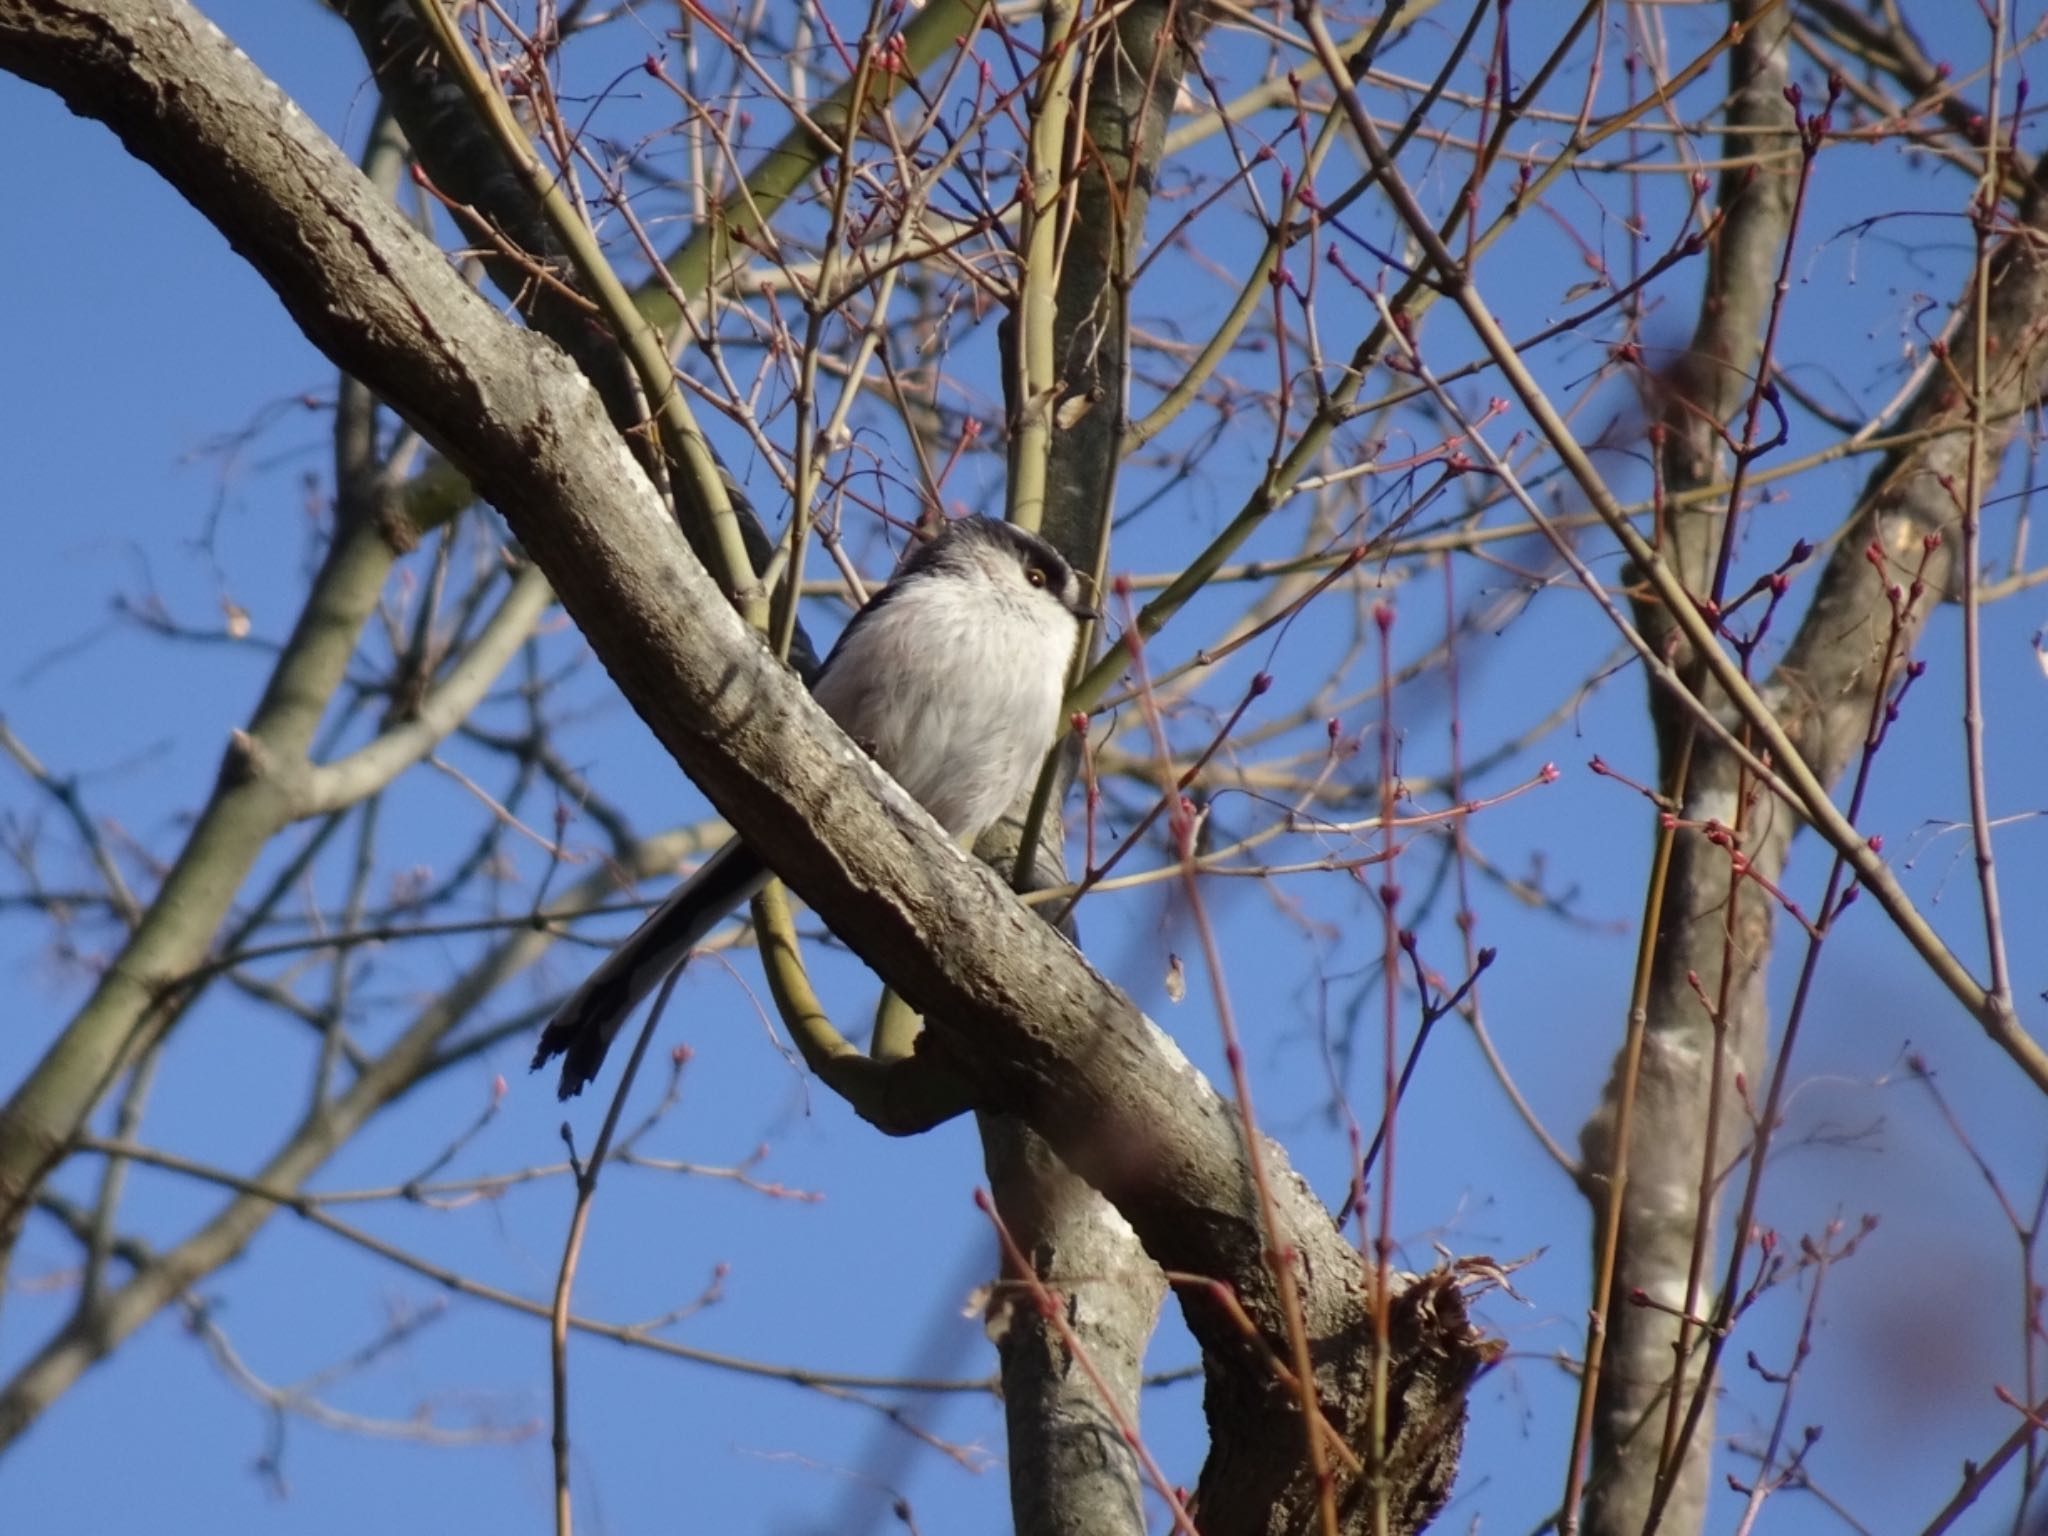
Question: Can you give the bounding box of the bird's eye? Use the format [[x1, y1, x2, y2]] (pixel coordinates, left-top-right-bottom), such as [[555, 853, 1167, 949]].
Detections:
[[1026, 567, 1048, 589]]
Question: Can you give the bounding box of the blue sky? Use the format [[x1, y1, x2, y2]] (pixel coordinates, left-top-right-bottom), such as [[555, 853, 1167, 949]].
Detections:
[[4, 4, 2047, 1534]]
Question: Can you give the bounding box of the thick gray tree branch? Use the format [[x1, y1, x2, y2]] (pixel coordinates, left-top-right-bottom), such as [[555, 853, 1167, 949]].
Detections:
[[1583, 8, 1799, 1533], [1630, 0, 1800, 718], [0, 4, 1485, 1530]]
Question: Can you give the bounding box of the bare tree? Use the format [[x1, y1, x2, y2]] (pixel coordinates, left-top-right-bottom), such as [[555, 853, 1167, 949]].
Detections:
[[2, 3, 2045, 1535]]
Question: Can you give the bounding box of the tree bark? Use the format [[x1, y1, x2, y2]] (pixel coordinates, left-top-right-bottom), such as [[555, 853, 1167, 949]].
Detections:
[[982, 1115, 1166, 1536], [1582, 8, 1798, 1532]]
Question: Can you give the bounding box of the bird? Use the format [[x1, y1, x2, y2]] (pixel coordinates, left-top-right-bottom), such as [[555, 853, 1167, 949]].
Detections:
[[533, 515, 1095, 1099]]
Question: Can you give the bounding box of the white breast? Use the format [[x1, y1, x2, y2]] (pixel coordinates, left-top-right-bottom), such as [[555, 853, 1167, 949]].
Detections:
[[812, 573, 1073, 838]]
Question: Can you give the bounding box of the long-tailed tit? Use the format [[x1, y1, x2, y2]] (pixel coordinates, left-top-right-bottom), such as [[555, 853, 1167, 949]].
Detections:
[[533, 515, 1095, 1099]]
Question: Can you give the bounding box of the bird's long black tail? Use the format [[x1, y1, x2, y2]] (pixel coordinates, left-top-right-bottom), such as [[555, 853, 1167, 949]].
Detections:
[[533, 841, 769, 1099]]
